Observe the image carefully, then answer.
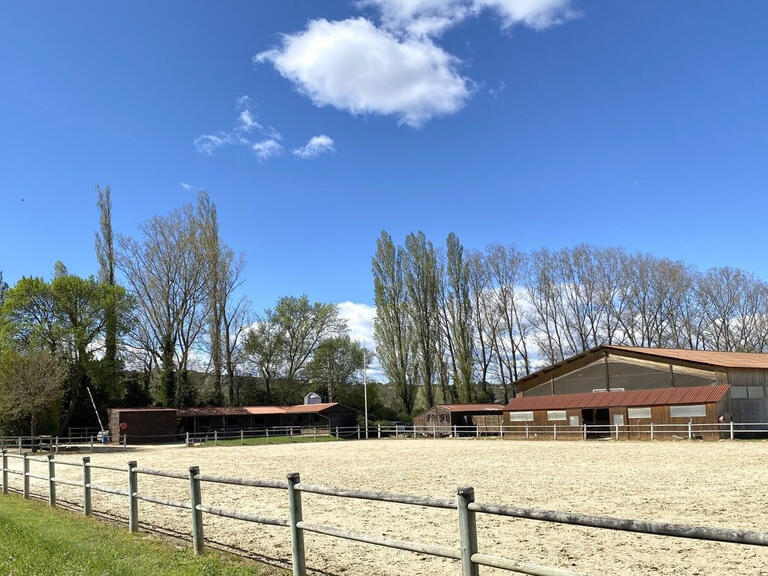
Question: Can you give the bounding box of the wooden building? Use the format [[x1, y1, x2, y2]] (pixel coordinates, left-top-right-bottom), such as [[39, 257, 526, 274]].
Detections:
[[412, 404, 503, 435], [505, 346, 768, 438], [109, 408, 178, 444]]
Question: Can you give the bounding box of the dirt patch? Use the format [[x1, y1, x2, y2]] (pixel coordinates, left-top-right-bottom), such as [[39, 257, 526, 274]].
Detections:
[[37, 439, 768, 576]]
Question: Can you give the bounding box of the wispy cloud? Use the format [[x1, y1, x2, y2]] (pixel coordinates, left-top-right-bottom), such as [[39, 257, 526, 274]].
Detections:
[[252, 138, 284, 161], [293, 134, 335, 158], [194, 132, 233, 156], [180, 182, 192, 190]]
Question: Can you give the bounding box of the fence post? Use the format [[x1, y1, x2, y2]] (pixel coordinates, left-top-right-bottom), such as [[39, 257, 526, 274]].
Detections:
[[90, 436, 94, 452], [55, 436, 59, 453], [22, 453, 29, 499], [266, 429, 270, 445], [1, 450, 7, 495], [730, 420, 734, 440], [433, 423, 437, 439], [123, 435, 127, 450], [335, 426, 338, 439], [47, 454, 56, 507], [18, 437, 22, 454], [413, 425, 417, 439], [82, 456, 92, 516], [357, 426, 361, 440], [553, 425, 557, 440], [377, 424, 381, 439], [287, 473, 307, 576], [688, 420, 692, 440], [395, 426, 399, 439], [189, 465, 204, 555], [525, 424, 529, 439], [499, 423, 503, 438], [582, 424, 587, 440], [650, 422, 654, 441], [186, 431, 190, 447], [127, 460, 138, 532], [457, 487, 479, 576], [214, 430, 218, 446], [453, 424, 457, 438], [614, 424, 619, 441], [313, 427, 317, 441], [241, 430, 244, 446]]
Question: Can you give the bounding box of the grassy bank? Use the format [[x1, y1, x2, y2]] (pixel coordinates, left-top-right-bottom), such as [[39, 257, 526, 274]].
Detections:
[[0, 494, 284, 576]]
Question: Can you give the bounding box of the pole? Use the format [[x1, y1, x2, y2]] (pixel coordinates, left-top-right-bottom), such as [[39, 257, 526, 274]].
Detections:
[[47, 454, 56, 507], [457, 487, 480, 576], [128, 460, 138, 532], [82, 456, 92, 516], [241, 429, 244, 446], [287, 473, 307, 576], [189, 466, 204, 555], [363, 345, 369, 439], [1, 450, 7, 495], [730, 420, 734, 440], [23, 453, 29, 499]]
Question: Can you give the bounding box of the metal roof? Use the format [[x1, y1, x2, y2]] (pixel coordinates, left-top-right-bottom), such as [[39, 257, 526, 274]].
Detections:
[[177, 403, 340, 418], [438, 403, 504, 413], [604, 346, 768, 369], [503, 385, 730, 412]]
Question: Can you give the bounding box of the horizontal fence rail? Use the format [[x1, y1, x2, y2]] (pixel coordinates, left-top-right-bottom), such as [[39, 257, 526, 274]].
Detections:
[[2, 450, 768, 576]]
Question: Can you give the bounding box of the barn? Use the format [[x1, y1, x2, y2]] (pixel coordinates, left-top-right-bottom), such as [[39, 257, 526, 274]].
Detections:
[[109, 408, 178, 444], [412, 404, 504, 435], [504, 345, 768, 438]]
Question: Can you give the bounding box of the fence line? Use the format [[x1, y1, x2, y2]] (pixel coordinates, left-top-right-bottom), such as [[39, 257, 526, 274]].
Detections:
[[1, 449, 767, 576]]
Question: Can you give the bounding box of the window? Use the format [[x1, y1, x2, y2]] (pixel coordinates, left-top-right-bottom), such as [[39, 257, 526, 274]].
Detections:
[[627, 407, 652, 419], [748, 386, 765, 399], [427, 414, 435, 422], [569, 415, 579, 426], [508, 411, 534, 422], [731, 386, 748, 399], [669, 405, 706, 418], [547, 410, 567, 421]]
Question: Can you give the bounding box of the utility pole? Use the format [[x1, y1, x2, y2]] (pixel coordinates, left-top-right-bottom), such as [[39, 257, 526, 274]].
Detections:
[[363, 344, 369, 439]]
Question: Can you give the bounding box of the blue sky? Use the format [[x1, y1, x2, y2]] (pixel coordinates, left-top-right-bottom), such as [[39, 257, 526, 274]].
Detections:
[[2, 0, 768, 334]]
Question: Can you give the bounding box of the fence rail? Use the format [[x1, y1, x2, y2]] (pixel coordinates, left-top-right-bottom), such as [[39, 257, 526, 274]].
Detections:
[[1, 449, 767, 576]]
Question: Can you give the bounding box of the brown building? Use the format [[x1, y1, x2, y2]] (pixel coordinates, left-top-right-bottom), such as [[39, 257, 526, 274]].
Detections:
[[109, 408, 178, 444], [505, 346, 768, 438], [412, 404, 504, 435]]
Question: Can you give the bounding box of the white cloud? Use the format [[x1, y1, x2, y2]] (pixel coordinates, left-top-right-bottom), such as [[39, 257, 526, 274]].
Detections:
[[337, 301, 376, 345], [194, 132, 233, 155], [180, 182, 192, 190], [293, 134, 335, 158], [237, 109, 262, 133], [252, 138, 284, 160], [360, 0, 575, 35], [255, 18, 470, 127]]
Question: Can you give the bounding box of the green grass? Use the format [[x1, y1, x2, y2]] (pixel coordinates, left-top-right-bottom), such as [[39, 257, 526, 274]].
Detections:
[[0, 494, 284, 576], [200, 434, 343, 447]]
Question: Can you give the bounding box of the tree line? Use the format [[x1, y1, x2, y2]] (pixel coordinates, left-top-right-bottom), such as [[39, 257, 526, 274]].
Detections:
[[0, 188, 377, 435], [373, 230, 768, 414]]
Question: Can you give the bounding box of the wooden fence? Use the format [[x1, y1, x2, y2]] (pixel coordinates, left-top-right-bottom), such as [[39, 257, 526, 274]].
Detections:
[[2, 449, 768, 576]]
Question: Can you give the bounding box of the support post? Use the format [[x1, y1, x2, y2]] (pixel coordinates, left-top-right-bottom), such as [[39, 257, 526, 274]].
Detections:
[[730, 420, 734, 440], [23, 453, 29, 499], [457, 487, 480, 576], [128, 460, 138, 532], [82, 456, 92, 516], [287, 473, 307, 576], [47, 453, 56, 507], [1, 450, 7, 495], [241, 430, 244, 446], [189, 466, 204, 555]]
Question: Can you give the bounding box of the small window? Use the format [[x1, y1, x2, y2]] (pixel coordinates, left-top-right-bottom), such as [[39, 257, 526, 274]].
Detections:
[[731, 386, 748, 399], [547, 410, 567, 421], [508, 411, 534, 422], [748, 386, 765, 399], [669, 404, 707, 418], [569, 415, 579, 426], [439, 413, 448, 423], [427, 414, 434, 422], [627, 407, 652, 419]]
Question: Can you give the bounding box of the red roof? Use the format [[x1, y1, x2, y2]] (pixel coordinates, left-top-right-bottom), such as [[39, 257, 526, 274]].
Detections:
[[503, 385, 730, 412], [177, 403, 341, 418]]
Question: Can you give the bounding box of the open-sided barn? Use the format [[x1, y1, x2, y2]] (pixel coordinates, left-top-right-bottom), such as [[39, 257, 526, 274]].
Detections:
[[505, 346, 768, 437], [412, 404, 503, 435], [109, 408, 178, 444]]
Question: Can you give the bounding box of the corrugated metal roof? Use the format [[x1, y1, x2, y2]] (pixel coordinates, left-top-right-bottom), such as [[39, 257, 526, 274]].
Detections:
[[177, 403, 341, 418], [604, 346, 768, 369], [438, 403, 504, 413], [503, 385, 730, 412]]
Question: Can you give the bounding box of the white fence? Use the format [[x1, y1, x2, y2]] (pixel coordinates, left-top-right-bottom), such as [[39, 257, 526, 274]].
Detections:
[[2, 450, 768, 576]]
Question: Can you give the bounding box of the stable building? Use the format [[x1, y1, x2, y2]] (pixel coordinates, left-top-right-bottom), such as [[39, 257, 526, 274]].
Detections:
[[412, 404, 504, 435], [109, 408, 178, 444], [504, 346, 768, 437]]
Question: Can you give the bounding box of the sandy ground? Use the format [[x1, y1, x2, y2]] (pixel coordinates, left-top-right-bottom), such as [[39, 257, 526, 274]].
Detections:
[[14, 439, 768, 576]]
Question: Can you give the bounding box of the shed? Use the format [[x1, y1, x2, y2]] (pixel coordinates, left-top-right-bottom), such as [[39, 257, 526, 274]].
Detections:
[[412, 404, 504, 435], [109, 408, 178, 444]]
